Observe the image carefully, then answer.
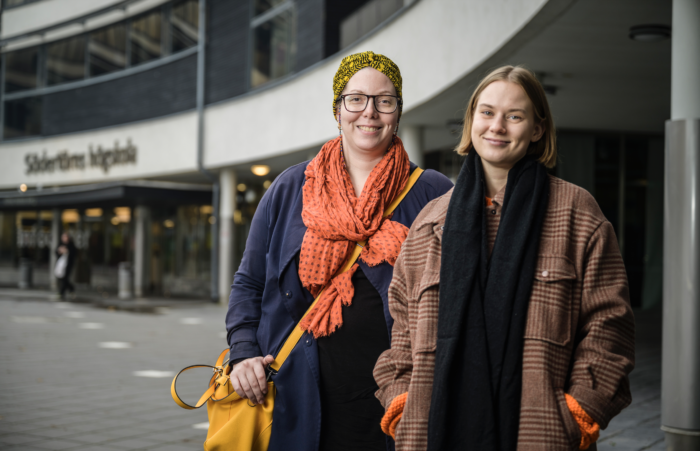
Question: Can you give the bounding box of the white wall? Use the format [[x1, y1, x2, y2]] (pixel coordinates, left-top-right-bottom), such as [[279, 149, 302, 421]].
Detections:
[[0, 0, 551, 186], [204, 0, 549, 168], [0, 111, 198, 189]]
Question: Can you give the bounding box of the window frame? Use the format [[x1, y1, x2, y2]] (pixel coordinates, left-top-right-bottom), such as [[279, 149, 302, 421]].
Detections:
[[0, 0, 202, 142], [2, 0, 45, 10], [248, 0, 297, 90]]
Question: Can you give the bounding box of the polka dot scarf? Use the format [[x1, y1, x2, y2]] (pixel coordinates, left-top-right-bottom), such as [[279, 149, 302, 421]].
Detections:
[[299, 135, 410, 338]]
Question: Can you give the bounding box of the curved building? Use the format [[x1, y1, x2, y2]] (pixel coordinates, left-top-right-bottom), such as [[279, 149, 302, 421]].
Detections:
[[5, 0, 700, 446], [0, 0, 671, 306]]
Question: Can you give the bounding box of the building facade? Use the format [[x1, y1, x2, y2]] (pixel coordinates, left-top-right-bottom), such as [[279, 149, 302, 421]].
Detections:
[[0, 0, 671, 307], [5, 0, 700, 446]]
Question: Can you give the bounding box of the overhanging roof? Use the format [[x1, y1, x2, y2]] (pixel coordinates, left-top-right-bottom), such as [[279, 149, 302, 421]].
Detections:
[[0, 180, 212, 210]]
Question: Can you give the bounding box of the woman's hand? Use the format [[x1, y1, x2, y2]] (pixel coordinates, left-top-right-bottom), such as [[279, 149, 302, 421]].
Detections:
[[229, 355, 275, 404]]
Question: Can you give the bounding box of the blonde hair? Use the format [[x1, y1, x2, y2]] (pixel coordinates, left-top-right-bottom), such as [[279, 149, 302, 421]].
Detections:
[[454, 65, 557, 168]]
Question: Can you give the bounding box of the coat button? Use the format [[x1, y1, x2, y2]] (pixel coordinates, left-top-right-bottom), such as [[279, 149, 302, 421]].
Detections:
[[491, 209, 497, 215], [285, 290, 292, 298], [541, 270, 549, 277], [305, 338, 312, 346]]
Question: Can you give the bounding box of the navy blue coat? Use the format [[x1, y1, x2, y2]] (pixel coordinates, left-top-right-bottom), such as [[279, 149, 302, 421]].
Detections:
[[226, 160, 452, 451]]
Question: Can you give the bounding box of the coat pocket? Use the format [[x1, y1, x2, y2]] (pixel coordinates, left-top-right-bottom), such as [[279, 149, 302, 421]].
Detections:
[[524, 255, 577, 346], [555, 388, 583, 450]]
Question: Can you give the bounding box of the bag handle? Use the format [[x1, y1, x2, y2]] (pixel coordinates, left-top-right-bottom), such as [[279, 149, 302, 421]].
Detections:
[[171, 349, 232, 410], [269, 167, 424, 373], [171, 168, 424, 409]]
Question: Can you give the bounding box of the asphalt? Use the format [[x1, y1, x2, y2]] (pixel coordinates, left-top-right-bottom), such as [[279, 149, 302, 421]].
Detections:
[[0, 289, 665, 450]]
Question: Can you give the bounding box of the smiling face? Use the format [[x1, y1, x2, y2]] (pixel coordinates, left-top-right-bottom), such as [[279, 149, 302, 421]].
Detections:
[[470, 80, 544, 172], [337, 67, 399, 156]]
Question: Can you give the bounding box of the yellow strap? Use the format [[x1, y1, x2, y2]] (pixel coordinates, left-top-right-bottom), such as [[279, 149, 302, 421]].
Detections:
[[269, 167, 424, 372]]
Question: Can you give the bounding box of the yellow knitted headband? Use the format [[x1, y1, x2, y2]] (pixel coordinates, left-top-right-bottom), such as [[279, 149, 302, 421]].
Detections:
[[332, 51, 403, 120]]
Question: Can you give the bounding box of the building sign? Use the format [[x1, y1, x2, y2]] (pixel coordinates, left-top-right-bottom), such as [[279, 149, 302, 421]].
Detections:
[[25, 139, 137, 175]]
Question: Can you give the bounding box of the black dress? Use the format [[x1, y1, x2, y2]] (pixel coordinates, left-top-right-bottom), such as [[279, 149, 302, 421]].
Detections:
[[317, 266, 390, 451]]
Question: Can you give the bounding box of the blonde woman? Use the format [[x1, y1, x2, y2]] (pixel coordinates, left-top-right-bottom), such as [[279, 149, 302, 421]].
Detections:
[[374, 66, 634, 451]]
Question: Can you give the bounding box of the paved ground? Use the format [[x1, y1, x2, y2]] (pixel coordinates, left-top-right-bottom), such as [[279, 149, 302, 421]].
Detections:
[[0, 291, 665, 450]]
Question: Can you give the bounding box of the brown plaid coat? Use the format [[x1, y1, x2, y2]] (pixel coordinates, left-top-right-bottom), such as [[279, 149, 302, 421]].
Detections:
[[374, 176, 635, 450]]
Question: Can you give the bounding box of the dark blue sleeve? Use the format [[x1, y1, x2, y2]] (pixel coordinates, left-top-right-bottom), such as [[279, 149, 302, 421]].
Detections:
[[419, 168, 454, 198], [225, 187, 272, 361]]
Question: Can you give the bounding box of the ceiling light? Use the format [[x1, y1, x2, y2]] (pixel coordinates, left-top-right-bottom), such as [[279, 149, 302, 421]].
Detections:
[[19, 183, 27, 192], [251, 165, 270, 176], [629, 24, 671, 42], [86, 208, 103, 217], [263, 180, 272, 189], [114, 207, 131, 223], [62, 210, 80, 223], [237, 183, 247, 192]]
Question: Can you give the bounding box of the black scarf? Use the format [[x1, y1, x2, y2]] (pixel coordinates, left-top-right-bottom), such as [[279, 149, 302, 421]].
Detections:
[[427, 152, 549, 451]]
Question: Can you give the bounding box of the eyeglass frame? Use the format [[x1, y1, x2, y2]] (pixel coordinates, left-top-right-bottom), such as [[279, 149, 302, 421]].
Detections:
[[336, 94, 403, 114]]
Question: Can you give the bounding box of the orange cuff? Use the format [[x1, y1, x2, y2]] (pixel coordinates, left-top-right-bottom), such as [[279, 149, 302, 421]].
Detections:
[[380, 392, 408, 439], [565, 393, 600, 450]]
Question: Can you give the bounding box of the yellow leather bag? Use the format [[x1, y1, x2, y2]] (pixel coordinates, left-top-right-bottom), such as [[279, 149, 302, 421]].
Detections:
[[171, 168, 424, 451]]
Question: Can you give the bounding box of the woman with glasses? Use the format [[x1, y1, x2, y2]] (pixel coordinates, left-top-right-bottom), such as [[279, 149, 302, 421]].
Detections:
[[225, 51, 453, 451], [374, 66, 635, 450]]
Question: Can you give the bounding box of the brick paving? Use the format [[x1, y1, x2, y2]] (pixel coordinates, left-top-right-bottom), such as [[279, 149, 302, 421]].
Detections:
[[0, 292, 665, 450]]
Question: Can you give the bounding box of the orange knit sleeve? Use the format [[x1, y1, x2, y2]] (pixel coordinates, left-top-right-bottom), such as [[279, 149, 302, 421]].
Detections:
[[565, 393, 600, 450], [380, 392, 408, 439]]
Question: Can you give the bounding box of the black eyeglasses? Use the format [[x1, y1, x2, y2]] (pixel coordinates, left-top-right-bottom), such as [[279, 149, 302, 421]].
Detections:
[[337, 94, 402, 114]]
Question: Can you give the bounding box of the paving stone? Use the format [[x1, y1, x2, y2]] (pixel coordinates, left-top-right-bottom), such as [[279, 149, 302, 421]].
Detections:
[[27, 437, 87, 450], [0, 445, 49, 451], [1, 297, 667, 450], [101, 437, 164, 449], [0, 433, 47, 445]]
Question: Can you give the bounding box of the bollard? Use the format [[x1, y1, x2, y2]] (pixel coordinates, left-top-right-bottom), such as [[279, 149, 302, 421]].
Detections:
[[118, 262, 133, 299], [18, 258, 33, 289]]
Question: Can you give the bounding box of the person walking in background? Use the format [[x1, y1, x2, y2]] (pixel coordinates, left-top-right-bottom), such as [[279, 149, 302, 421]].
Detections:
[[374, 65, 635, 450], [225, 51, 453, 451], [55, 232, 77, 300]]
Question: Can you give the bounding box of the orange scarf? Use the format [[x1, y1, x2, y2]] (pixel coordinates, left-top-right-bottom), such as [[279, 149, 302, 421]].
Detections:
[[299, 135, 410, 338]]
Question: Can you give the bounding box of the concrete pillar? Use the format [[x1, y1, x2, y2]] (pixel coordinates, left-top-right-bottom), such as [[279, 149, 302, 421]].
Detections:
[[400, 125, 424, 168], [662, 0, 700, 448], [133, 205, 150, 298], [218, 169, 237, 305], [50, 209, 60, 292]]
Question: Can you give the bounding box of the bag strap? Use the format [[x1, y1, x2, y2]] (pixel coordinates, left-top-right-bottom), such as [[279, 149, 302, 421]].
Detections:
[[170, 168, 424, 409], [269, 167, 424, 373]]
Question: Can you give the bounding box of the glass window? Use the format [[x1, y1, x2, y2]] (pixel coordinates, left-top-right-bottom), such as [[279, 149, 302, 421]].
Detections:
[[47, 35, 86, 85], [89, 23, 127, 76], [130, 10, 163, 66], [4, 47, 39, 93], [3, 97, 42, 139], [254, 0, 286, 16], [251, 6, 296, 88], [3, 0, 43, 7], [0, 212, 17, 267], [171, 0, 199, 53]]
